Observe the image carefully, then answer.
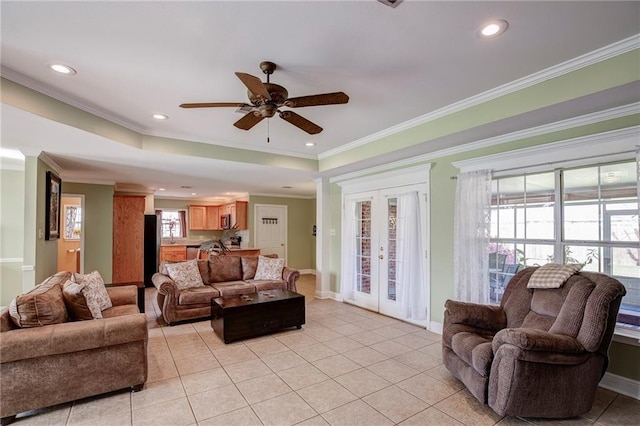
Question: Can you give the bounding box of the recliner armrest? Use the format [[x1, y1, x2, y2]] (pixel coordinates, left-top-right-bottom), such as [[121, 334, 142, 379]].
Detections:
[[493, 328, 585, 354], [444, 299, 506, 332]]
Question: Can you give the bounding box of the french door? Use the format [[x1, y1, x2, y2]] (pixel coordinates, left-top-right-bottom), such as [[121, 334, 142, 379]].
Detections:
[[344, 184, 428, 323]]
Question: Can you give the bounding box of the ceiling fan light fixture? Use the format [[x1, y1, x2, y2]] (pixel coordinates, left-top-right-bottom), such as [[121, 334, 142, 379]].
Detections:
[[49, 63, 76, 75], [152, 113, 169, 120], [377, 0, 403, 8], [478, 20, 508, 38]]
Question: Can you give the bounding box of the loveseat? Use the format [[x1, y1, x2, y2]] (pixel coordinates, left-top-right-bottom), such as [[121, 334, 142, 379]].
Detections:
[[442, 266, 626, 418], [152, 255, 300, 325], [0, 272, 148, 425]]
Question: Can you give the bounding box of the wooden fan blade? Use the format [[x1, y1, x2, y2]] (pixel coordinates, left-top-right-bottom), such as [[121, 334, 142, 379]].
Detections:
[[234, 112, 265, 130], [279, 111, 323, 134], [235, 72, 271, 100], [180, 102, 250, 108], [284, 92, 349, 108]]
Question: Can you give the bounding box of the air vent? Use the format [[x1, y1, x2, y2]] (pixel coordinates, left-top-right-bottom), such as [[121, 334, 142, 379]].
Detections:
[[180, 185, 193, 189], [378, 0, 403, 8]]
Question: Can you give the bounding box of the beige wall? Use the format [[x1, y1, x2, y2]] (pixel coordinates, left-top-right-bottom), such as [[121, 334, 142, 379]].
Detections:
[[62, 182, 114, 282], [0, 168, 25, 305]]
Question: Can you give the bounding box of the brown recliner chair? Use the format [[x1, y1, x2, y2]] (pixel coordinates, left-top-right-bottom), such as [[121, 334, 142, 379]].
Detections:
[[442, 267, 626, 418]]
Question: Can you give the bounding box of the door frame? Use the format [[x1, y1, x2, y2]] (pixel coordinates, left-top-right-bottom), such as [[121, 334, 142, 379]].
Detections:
[[338, 164, 431, 325], [60, 193, 85, 274]]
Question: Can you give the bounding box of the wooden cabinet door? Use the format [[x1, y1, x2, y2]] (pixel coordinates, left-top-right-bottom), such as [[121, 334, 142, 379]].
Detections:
[[189, 206, 206, 230], [235, 201, 248, 230], [206, 206, 220, 230], [160, 246, 187, 262], [113, 195, 145, 282]]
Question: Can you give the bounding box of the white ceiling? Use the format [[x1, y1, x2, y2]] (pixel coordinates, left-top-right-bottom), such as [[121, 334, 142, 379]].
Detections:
[[1, 1, 639, 199]]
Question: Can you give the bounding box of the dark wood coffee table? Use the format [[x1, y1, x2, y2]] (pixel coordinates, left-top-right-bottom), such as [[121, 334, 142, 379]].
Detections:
[[211, 289, 305, 343]]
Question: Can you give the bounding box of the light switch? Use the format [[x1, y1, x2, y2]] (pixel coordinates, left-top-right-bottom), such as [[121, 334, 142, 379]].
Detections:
[[38, 229, 44, 239]]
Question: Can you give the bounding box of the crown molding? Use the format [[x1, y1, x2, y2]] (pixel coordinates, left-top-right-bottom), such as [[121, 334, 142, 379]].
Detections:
[[319, 34, 640, 160], [38, 152, 63, 174], [330, 154, 433, 184], [0, 66, 148, 134], [452, 126, 639, 173], [249, 192, 316, 200]]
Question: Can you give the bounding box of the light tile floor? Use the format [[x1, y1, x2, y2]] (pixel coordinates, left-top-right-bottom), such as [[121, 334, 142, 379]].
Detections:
[[11, 281, 640, 425]]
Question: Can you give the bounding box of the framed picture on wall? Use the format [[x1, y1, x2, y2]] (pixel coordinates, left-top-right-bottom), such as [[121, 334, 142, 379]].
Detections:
[[45, 171, 61, 240]]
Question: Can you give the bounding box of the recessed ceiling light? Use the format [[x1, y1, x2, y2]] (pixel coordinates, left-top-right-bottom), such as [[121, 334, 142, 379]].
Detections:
[[158, 188, 166, 191], [305, 142, 315, 147], [152, 113, 169, 120], [478, 20, 508, 38], [191, 192, 197, 196], [49, 63, 77, 75]]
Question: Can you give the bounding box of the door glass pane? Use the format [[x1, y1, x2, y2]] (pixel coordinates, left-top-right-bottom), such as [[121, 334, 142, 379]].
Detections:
[[356, 201, 372, 294], [387, 198, 397, 301]]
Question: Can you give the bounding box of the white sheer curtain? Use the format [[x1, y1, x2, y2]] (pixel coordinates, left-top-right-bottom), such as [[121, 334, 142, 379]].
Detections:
[[453, 170, 492, 303], [396, 191, 426, 320], [341, 199, 357, 301]]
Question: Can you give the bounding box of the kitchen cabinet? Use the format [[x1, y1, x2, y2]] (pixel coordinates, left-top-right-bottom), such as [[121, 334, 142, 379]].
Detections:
[[189, 206, 206, 230], [189, 205, 221, 231], [160, 245, 187, 262], [225, 201, 248, 230]]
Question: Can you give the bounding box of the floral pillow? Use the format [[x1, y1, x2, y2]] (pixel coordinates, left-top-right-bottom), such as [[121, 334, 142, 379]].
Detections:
[[166, 260, 205, 290], [73, 270, 112, 319], [254, 255, 286, 280]]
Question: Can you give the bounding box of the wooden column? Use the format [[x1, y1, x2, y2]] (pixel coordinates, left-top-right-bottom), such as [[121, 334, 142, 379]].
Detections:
[[112, 195, 145, 283]]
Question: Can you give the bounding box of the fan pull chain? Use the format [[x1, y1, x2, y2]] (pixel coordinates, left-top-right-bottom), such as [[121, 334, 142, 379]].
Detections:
[[267, 118, 270, 143]]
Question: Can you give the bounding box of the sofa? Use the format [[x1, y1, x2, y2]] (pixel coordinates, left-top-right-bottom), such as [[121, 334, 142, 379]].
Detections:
[[442, 266, 626, 418], [152, 255, 300, 325], [0, 271, 148, 425]]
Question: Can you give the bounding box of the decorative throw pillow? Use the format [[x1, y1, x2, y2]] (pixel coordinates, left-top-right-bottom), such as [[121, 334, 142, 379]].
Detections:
[[73, 270, 112, 319], [9, 280, 68, 328], [62, 280, 94, 321], [254, 255, 286, 280], [166, 259, 205, 290], [527, 263, 583, 289]]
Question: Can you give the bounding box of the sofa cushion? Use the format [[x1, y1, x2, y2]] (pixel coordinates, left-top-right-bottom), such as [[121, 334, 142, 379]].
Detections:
[[209, 256, 243, 283], [9, 275, 69, 328], [178, 286, 221, 305], [62, 280, 94, 321], [73, 270, 112, 319], [451, 332, 494, 377], [241, 256, 259, 280], [101, 304, 141, 318], [213, 281, 255, 297], [250, 280, 288, 292], [254, 256, 285, 280], [166, 260, 205, 290]]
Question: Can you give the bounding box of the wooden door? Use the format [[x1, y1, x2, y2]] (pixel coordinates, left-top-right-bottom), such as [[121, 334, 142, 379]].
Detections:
[[113, 195, 145, 282]]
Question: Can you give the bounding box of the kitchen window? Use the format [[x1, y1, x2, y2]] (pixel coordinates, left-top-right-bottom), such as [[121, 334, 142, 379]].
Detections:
[[160, 210, 186, 239]]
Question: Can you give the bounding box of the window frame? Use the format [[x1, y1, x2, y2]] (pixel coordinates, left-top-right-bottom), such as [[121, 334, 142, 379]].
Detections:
[[453, 127, 640, 343], [160, 209, 187, 239]]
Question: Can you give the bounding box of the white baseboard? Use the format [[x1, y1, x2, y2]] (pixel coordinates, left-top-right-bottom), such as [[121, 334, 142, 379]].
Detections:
[[600, 372, 640, 400], [315, 290, 343, 301], [299, 269, 316, 275], [429, 321, 443, 335]]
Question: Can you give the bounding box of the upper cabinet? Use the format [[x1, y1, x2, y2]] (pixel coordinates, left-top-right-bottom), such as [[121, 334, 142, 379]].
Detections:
[[189, 201, 248, 231], [229, 201, 248, 230], [189, 205, 221, 231]]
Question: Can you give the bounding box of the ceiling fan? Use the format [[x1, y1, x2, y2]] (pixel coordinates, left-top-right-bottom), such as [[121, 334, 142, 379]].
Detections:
[[180, 61, 349, 135]]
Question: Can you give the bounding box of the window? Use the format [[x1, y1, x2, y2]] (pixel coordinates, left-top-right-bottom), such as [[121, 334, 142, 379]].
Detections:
[[489, 160, 639, 329], [160, 210, 186, 239]]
